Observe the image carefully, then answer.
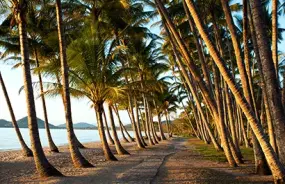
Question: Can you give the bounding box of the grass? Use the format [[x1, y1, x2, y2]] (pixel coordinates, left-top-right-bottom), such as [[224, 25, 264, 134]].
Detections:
[[188, 138, 254, 163]]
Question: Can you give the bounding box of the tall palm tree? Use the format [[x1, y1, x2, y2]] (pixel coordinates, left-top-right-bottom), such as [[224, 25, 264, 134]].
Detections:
[[55, 0, 93, 168], [66, 28, 127, 160], [0, 2, 60, 152], [249, 0, 285, 166], [155, 0, 237, 166], [183, 0, 285, 181], [2, 0, 63, 177]]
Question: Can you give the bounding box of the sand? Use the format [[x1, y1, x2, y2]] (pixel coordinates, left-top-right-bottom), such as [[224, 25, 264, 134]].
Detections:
[[0, 138, 274, 184]]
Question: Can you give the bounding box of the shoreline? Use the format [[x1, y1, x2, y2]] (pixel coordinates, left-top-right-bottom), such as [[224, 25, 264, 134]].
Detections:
[[0, 138, 138, 183], [0, 140, 101, 152]]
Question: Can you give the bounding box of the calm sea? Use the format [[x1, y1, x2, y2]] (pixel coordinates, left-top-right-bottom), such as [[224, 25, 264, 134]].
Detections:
[[0, 128, 134, 151]]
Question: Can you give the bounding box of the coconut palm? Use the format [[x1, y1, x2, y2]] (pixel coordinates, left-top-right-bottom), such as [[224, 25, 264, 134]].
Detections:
[[65, 26, 132, 159], [183, 0, 285, 181], [0, 0, 63, 177], [55, 0, 93, 167]]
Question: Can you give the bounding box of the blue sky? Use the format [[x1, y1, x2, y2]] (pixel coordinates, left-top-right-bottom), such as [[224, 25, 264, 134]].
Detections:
[[0, 1, 284, 125]]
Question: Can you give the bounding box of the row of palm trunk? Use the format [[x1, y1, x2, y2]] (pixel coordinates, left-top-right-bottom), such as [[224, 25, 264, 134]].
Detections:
[[3, 0, 171, 178], [155, 0, 285, 183]]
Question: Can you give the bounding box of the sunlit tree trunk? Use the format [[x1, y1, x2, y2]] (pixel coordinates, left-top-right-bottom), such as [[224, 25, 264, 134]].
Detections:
[[112, 106, 129, 143], [34, 49, 58, 153], [272, 0, 278, 77], [128, 95, 145, 148], [147, 101, 159, 143], [17, 0, 62, 176], [56, 0, 92, 167], [103, 108, 115, 145], [55, 75, 85, 149], [143, 96, 155, 145], [184, 0, 285, 181], [134, 98, 147, 146], [249, 0, 285, 166], [153, 100, 167, 140], [94, 103, 117, 161], [107, 104, 129, 155], [113, 105, 134, 142]]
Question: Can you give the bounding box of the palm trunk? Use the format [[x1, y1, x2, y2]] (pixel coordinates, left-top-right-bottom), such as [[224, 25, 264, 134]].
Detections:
[[225, 83, 242, 156], [55, 75, 85, 149], [56, 0, 92, 168], [139, 108, 148, 139], [181, 101, 199, 138], [272, 0, 278, 77], [159, 1, 236, 166], [213, 65, 237, 166], [184, 0, 285, 181], [166, 111, 172, 137], [164, 110, 170, 138], [112, 106, 129, 143], [18, 4, 62, 175], [249, 0, 285, 166], [153, 99, 167, 140], [264, 92, 277, 152], [242, 1, 270, 173], [0, 72, 32, 157], [103, 108, 115, 145], [134, 98, 148, 146], [34, 50, 58, 153], [107, 104, 129, 155], [247, 2, 277, 155], [94, 103, 117, 161], [157, 113, 167, 140], [147, 101, 159, 143], [143, 96, 155, 145], [128, 95, 145, 148], [182, 0, 213, 95], [113, 105, 134, 142]]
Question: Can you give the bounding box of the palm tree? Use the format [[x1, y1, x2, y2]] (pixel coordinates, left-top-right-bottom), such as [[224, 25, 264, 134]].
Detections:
[[155, 1, 237, 166], [66, 27, 125, 160], [183, 0, 285, 181], [0, 72, 33, 157], [103, 108, 115, 145], [0, 2, 60, 153], [249, 0, 285, 167], [55, 0, 93, 168], [2, 0, 63, 177], [107, 103, 130, 155]]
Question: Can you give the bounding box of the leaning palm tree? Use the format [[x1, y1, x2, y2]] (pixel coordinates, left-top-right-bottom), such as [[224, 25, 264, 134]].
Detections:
[[0, 72, 33, 157], [1, 0, 62, 177], [181, 0, 285, 181], [249, 0, 285, 167]]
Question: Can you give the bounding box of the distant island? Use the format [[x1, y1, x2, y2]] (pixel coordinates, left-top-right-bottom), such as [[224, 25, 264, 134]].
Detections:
[[0, 116, 98, 130]]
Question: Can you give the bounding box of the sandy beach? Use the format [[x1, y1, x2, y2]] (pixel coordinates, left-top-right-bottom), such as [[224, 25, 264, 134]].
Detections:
[[0, 138, 274, 184]]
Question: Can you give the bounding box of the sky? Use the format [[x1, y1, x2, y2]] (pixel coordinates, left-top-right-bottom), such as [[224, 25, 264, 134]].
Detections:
[[0, 1, 284, 126]]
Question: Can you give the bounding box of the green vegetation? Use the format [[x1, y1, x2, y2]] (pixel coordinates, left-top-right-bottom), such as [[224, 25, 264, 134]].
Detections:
[[189, 139, 254, 163]]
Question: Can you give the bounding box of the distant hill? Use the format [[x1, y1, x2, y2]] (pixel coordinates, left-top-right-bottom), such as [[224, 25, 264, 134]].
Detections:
[[0, 116, 57, 129], [16, 117, 57, 129], [0, 119, 13, 127], [57, 122, 97, 129]]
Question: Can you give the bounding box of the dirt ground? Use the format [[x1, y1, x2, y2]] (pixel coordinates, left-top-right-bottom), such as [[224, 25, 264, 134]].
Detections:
[[0, 137, 274, 184]]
